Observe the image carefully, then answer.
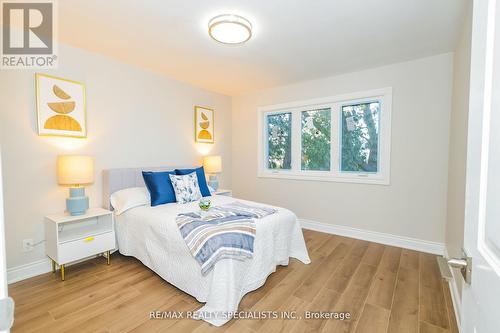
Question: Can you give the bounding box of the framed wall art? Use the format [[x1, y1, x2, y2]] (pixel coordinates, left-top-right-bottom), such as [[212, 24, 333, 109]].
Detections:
[[194, 106, 214, 143], [35, 73, 87, 138]]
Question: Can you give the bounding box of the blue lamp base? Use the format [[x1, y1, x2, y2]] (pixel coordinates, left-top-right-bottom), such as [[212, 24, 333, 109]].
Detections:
[[66, 187, 89, 216], [208, 175, 219, 191]]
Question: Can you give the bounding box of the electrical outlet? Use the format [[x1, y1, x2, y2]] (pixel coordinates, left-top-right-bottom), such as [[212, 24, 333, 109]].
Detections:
[[22, 239, 34, 252]]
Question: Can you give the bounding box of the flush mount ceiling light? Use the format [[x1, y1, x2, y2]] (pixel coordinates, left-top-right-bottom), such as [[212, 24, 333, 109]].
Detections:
[[208, 14, 252, 44]]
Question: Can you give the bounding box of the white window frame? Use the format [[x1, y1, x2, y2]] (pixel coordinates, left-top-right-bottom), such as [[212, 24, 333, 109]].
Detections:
[[257, 87, 392, 185]]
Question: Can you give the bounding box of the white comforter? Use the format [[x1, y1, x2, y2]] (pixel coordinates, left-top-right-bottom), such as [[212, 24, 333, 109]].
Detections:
[[115, 195, 311, 326]]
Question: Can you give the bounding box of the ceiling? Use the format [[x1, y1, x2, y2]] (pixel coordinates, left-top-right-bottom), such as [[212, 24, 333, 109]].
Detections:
[[59, 0, 467, 96]]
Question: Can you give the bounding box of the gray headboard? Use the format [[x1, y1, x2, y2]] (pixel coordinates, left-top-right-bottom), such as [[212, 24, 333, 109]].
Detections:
[[102, 166, 192, 210]]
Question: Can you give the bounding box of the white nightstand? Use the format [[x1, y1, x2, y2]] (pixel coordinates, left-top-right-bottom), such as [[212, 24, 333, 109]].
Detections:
[[213, 189, 232, 197], [44, 208, 116, 281]]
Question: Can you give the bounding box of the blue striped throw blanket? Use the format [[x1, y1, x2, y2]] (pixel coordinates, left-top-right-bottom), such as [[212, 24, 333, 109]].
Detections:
[[176, 202, 277, 275]]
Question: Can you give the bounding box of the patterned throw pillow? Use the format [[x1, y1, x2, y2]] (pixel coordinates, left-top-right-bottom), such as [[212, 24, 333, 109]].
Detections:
[[169, 172, 202, 204]]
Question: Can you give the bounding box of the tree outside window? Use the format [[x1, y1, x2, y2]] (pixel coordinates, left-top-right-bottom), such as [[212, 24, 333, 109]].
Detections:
[[341, 102, 380, 173], [267, 112, 292, 169], [301, 108, 331, 171]]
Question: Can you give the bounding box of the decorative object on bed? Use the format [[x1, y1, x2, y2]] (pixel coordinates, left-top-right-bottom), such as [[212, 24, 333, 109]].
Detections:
[[57, 155, 94, 216], [110, 187, 150, 215], [176, 201, 277, 275], [35, 73, 87, 138], [203, 155, 222, 190], [142, 171, 177, 206], [199, 197, 211, 211], [175, 166, 211, 197], [194, 106, 214, 143], [169, 173, 202, 204]]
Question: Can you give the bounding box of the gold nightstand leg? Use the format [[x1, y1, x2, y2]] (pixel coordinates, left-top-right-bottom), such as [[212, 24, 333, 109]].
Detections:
[[60, 264, 65, 281], [51, 259, 56, 273], [106, 251, 111, 265]]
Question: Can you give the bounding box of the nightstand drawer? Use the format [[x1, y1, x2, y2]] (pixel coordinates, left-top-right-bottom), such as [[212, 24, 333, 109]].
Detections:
[[58, 232, 115, 264]]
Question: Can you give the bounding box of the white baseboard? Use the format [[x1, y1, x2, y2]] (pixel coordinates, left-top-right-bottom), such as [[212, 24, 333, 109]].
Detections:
[[7, 258, 52, 284], [444, 248, 462, 331], [7, 254, 108, 284], [448, 269, 462, 331], [299, 219, 445, 255]]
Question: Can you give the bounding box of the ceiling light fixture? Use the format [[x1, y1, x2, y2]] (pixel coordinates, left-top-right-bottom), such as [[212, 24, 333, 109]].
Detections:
[[208, 14, 252, 44]]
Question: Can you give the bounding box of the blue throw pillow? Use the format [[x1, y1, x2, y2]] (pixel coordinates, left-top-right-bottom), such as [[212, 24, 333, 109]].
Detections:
[[142, 171, 176, 206], [175, 166, 211, 197]]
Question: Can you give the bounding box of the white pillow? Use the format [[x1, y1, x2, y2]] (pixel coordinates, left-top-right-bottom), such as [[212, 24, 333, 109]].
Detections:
[[169, 172, 202, 204], [110, 187, 150, 215]]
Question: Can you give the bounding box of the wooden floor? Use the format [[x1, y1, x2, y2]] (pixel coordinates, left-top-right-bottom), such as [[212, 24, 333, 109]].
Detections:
[[9, 230, 458, 333]]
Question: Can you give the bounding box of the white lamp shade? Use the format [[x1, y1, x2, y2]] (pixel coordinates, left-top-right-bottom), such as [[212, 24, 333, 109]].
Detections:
[[57, 155, 94, 185], [203, 155, 222, 173]]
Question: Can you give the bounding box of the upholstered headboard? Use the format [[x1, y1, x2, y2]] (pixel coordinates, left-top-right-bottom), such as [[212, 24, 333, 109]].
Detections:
[[102, 166, 191, 210]]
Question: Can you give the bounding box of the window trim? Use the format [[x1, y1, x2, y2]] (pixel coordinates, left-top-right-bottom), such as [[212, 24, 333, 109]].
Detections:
[[257, 87, 392, 185]]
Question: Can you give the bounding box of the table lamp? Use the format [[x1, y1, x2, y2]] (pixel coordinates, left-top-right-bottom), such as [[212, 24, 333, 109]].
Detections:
[[203, 155, 222, 190], [57, 155, 94, 216]]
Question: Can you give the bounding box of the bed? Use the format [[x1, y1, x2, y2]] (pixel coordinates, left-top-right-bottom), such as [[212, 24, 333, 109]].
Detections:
[[103, 167, 311, 326]]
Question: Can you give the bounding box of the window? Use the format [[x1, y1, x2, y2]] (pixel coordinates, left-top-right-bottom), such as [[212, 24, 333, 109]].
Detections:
[[258, 88, 391, 185], [266, 112, 292, 170], [341, 102, 379, 173], [301, 108, 331, 171]]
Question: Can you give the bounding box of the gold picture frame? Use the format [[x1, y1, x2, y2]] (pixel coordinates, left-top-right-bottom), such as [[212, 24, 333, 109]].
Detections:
[[194, 106, 214, 144], [35, 73, 87, 138]]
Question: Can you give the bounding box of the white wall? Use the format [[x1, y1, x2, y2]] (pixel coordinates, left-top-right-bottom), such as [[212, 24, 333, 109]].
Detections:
[[446, 1, 472, 300], [0, 44, 232, 270], [232, 53, 453, 244], [0, 149, 9, 331]]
